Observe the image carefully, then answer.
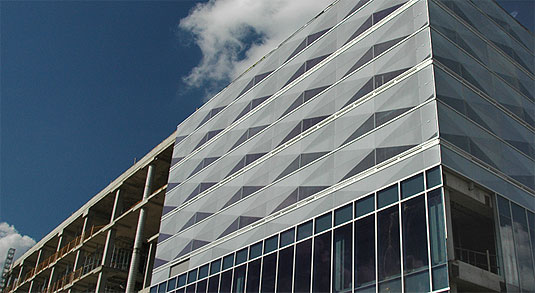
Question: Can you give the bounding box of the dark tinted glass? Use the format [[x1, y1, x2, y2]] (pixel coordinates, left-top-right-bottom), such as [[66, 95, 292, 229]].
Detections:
[[313, 231, 332, 292], [428, 189, 446, 265], [249, 242, 262, 259], [333, 224, 352, 292], [235, 248, 248, 265], [315, 212, 332, 233], [150, 286, 158, 293], [186, 284, 195, 293], [167, 278, 177, 291], [178, 274, 187, 287], [432, 264, 448, 290], [377, 184, 398, 208], [280, 228, 295, 247], [294, 239, 312, 293], [158, 283, 166, 293], [196, 279, 207, 293], [246, 259, 261, 293], [198, 265, 209, 280], [378, 206, 401, 281], [187, 268, 198, 284], [401, 173, 424, 199], [207, 275, 219, 293], [355, 194, 375, 217], [335, 203, 353, 226], [261, 253, 277, 292], [277, 246, 294, 292], [426, 166, 441, 188], [233, 265, 246, 293], [355, 215, 375, 288], [222, 254, 234, 270], [210, 259, 221, 275], [405, 270, 430, 292], [219, 271, 232, 293], [264, 235, 278, 254], [297, 220, 313, 240], [195, 280, 208, 293], [402, 196, 429, 272]]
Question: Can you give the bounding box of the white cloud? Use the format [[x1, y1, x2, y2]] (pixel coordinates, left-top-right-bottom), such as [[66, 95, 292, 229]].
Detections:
[[179, 0, 334, 93], [0, 222, 36, 271]]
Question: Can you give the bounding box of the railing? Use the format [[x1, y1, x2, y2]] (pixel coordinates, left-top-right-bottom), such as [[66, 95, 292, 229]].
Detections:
[[455, 246, 499, 273], [6, 225, 106, 292]]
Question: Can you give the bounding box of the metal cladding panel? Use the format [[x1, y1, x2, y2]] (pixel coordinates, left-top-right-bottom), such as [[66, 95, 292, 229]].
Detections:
[[154, 0, 441, 285]]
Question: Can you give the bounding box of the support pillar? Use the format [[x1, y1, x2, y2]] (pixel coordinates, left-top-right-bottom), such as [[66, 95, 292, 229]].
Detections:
[[28, 249, 43, 292], [125, 163, 155, 293], [143, 240, 157, 289], [47, 233, 65, 290], [95, 188, 123, 292]]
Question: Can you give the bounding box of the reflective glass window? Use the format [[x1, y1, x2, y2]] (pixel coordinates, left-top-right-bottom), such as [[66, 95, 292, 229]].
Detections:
[[315, 212, 332, 233], [210, 259, 221, 275], [167, 278, 177, 291], [150, 286, 157, 293], [497, 196, 520, 286], [280, 228, 295, 247], [356, 194, 374, 217], [426, 166, 441, 188], [196, 279, 207, 293], [511, 203, 535, 291], [198, 265, 209, 279], [207, 275, 219, 293], [277, 246, 294, 292], [220, 270, 232, 293], [335, 203, 353, 226], [404, 270, 429, 292], [377, 184, 398, 208], [158, 282, 166, 293], [294, 239, 312, 293], [432, 264, 448, 291], [233, 265, 246, 293], [378, 206, 401, 281], [427, 189, 446, 266], [313, 231, 332, 292], [402, 196, 429, 272], [401, 173, 424, 199], [264, 235, 278, 254], [178, 274, 187, 287], [246, 259, 261, 293], [297, 220, 313, 240], [333, 223, 352, 292], [355, 215, 375, 289], [249, 242, 262, 259], [223, 254, 234, 271], [261, 253, 277, 292], [186, 284, 195, 293], [235, 248, 248, 265], [187, 268, 198, 284]]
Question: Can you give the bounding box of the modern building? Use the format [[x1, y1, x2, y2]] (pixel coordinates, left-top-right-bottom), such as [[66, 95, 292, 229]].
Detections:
[[3, 133, 176, 293], [151, 0, 534, 292], [4, 0, 533, 292]]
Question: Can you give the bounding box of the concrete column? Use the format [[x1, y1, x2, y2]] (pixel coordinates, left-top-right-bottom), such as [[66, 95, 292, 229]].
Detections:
[[47, 233, 65, 290], [142, 240, 157, 289], [28, 249, 43, 292], [95, 228, 116, 292], [110, 188, 124, 222], [125, 163, 155, 293]]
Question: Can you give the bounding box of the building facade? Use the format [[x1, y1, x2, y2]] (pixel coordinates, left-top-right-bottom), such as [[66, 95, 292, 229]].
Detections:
[[151, 0, 534, 292], [3, 133, 176, 293]]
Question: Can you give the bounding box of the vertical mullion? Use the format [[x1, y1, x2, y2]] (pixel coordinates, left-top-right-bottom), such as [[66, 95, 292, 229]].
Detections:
[[424, 184, 433, 290], [292, 234, 297, 292], [398, 183, 405, 293], [310, 236, 315, 293], [331, 213, 335, 293], [508, 199, 521, 289], [374, 204, 378, 293], [274, 250, 279, 293], [352, 205, 355, 293], [243, 260, 248, 293], [258, 256, 263, 293]]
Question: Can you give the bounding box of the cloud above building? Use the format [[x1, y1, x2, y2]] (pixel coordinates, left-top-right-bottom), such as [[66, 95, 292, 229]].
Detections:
[[0, 222, 36, 270], [179, 0, 333, 94]]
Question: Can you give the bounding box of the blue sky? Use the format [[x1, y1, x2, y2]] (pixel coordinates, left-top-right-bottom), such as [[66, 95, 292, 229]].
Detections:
[[0, 0, 533, 258]]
